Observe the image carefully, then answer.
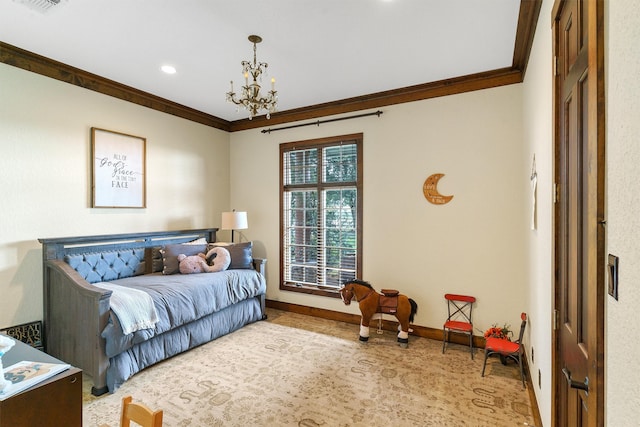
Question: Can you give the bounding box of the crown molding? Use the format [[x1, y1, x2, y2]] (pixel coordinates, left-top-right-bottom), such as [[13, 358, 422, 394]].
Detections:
[[229, 68, 522, 132], [0, 1, 541, 133], [0, 41, 231, 131]]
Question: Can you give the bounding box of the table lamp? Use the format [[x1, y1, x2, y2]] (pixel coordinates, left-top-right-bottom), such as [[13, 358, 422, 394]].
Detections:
[[221, 210, 248, 243]]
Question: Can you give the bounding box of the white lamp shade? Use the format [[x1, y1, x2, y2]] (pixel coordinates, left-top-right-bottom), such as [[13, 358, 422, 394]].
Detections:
[[221, 211, 248, 230]]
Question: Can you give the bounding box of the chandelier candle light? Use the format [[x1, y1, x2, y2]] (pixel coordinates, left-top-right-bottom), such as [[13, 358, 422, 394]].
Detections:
[[226, 35, 278, 120]]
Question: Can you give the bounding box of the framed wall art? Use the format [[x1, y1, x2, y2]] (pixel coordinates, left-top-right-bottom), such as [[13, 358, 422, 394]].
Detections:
[[91, 127, 146, 208]]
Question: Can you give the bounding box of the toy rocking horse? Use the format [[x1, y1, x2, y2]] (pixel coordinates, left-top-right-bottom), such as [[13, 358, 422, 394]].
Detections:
[[339, 279, 418, 348]]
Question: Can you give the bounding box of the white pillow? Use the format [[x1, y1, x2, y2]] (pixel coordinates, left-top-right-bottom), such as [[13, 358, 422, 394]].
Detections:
[[205, 247, 231, 272], [184, 237, 208, 245]]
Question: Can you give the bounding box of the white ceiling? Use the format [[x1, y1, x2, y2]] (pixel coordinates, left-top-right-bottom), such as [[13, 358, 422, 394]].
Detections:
[[0, 0, 521, 122]]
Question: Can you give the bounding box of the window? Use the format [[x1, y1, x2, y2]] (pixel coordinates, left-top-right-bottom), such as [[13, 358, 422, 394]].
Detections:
[[280, 133, 362, 297]]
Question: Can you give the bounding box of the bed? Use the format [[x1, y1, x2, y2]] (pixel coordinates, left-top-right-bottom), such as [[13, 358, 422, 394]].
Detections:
[[38, 228, 266, 395]]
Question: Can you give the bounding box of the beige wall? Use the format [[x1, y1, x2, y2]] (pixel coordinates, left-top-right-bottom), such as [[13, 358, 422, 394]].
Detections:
[[229, 84, 528, 338], [522, 0, 554, 424], [605, 0, 640, 424], [0, 62, 230, 328]]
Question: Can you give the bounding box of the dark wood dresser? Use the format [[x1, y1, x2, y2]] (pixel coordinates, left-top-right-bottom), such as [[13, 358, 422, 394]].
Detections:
[[0, 335, 82, 427]]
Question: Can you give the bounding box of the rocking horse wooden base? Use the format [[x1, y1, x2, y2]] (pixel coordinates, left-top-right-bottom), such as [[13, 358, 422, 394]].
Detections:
[[360, 338, 410, 348], [340, 279, 418, 348]]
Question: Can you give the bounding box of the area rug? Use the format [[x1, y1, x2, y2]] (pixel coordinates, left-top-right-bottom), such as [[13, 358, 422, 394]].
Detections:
[[83, 309, 535, 426]]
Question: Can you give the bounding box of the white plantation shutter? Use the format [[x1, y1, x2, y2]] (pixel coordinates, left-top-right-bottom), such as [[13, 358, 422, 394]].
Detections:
[[281, 134, 362, 294]]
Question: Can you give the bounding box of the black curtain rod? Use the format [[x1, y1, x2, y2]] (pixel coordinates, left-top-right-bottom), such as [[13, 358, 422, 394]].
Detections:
[[261, 110, 383, 134]]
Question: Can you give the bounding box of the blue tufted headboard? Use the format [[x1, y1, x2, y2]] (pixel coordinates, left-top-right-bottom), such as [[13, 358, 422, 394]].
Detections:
[[64, 249, 147, 283], [39, 228, 218, 282]]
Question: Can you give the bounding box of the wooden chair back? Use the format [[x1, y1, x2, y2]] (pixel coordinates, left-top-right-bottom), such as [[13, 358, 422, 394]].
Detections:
[[120, 395, 163, 427]]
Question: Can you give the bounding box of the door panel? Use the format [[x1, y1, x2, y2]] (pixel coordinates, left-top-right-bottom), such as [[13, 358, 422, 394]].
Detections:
[[558, 72, 589, 426], [553, 0, 604, 426]]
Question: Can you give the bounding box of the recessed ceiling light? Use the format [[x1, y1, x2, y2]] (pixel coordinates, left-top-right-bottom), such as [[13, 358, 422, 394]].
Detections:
[[161, 65, 176, 75]]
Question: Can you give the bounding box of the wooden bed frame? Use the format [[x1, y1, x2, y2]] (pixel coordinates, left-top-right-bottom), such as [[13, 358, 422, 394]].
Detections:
[[38, 228, 266, 395]]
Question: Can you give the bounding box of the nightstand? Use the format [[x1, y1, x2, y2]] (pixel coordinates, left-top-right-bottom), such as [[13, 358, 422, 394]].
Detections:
[[0, 335, 82, 427]]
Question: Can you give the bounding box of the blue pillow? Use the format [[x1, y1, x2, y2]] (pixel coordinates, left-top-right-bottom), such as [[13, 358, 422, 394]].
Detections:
[[209, 241, 253, 269]]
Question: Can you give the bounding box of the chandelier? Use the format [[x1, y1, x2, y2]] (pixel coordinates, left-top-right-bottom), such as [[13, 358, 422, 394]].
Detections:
[[226, 35, 278, 120]]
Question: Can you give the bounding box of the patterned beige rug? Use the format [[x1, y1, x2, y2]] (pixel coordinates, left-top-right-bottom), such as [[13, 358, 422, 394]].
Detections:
[[83, 309, 535, 426]]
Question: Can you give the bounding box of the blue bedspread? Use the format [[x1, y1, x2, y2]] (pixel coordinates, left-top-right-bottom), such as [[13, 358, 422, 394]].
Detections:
[[101, 269, 266, 358], [107, 298, 263, 392]]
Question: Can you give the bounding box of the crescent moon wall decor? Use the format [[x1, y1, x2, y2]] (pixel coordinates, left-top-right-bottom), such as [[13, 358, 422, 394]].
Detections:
[[423, 173, 453, 205]]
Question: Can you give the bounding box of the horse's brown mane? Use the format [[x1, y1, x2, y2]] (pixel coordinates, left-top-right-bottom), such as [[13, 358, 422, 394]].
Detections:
[[346, 279, 373, 290]]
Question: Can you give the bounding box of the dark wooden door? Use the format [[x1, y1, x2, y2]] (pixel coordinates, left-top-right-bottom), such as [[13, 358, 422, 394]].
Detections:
[[553, 0, 605, 425]]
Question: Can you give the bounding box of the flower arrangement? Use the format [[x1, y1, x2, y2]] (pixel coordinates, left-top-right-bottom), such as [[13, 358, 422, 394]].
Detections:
[[484, 323, 513, 341]]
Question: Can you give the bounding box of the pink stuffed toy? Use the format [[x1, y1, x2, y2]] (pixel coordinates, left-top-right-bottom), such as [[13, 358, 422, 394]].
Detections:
[[177, 253, 212, 274], [177, 246, 231, 274]]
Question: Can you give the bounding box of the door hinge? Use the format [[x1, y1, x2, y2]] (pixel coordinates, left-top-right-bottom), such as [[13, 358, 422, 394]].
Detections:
[[553, 183, 560, 203], [553, 309, 559, 330], [554, 55, 559, 76]]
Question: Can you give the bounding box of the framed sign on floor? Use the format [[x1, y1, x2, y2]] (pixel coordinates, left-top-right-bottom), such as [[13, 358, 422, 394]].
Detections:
[[91, 127, 146, 208]]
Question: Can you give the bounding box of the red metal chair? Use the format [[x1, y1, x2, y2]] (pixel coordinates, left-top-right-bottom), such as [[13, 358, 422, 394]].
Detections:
[[482, 312, 528, 388], [442, 293, 476, 359]]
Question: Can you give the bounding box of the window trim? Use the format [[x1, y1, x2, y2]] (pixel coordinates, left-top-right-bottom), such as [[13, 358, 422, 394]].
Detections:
[[279, 133, 363, 297]]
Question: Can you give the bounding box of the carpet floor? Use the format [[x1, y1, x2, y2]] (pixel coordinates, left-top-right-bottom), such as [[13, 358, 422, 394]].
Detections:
[[83, 308, 536, 426]]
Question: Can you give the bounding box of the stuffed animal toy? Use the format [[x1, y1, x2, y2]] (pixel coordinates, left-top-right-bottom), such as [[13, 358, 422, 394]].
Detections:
[[177, 253, 212, 274], [205, 247, 231, 272]]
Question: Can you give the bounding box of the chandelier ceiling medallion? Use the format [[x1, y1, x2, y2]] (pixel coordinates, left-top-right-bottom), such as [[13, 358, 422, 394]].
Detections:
[[226, 35, 278, 120]]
